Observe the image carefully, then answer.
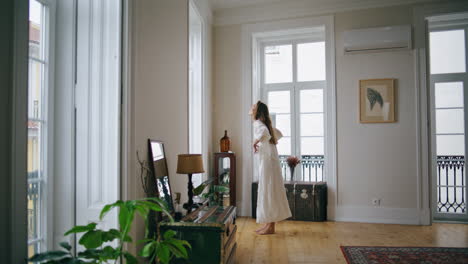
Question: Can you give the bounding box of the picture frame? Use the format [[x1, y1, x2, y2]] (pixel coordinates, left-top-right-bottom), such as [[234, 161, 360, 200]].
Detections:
[[359, 78, 396, 123]]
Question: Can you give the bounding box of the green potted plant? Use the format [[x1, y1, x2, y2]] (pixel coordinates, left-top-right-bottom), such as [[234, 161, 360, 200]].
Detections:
[[28, 198, 190, 264], [193, 179, 229, 206]]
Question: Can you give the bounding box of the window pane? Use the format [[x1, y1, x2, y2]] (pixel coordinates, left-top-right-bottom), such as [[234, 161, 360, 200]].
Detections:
[[277, 136, 291, 155], [297, 42, 326, 81], [301, 137, 324, 155], [437, 135, 465, 155], [301, 113, 324, 136], [272, 113, 291, 136], [436, 109, 464, 134], [27, 181, 41, 240], [300, 89, 323, 113], [264, 45, 292, 84], [28, 121, 42, 177], [268, 91, 290, 114], [435, 82, 464, 108], [28, 60, 43, 119], [29, 0, 43, 59], [28, 243, 40, 261], [430, 30, 466, 74]]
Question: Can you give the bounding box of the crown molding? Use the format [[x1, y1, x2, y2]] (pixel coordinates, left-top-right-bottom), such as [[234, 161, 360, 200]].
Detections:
[[213, 0, 442, 26]]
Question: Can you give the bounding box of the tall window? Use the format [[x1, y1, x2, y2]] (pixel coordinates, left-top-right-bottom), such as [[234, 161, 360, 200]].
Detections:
[[189, 2, 204, 186], [262, 39, 326, 182], [28, 0, 53, 257], [429, 18, 468, 221]]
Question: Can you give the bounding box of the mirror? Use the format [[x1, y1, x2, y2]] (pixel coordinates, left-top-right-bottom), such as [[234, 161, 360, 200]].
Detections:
[[148, 139, 174, 215]]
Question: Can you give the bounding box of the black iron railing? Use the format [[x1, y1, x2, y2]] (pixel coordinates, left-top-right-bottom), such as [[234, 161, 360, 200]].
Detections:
[[27, 171, 40, 240], [437, 155, 466, 213], [279, 155, 325, 182]]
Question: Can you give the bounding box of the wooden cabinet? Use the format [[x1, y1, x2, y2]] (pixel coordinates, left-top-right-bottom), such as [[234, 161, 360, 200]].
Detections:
[[214, 152, 236, 207], [252, 181, 327, 221], [160, 205, 237, 264]]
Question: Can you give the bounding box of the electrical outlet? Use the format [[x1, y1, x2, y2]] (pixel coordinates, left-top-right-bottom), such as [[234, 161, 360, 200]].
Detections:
[[372, 198, 381, 206]]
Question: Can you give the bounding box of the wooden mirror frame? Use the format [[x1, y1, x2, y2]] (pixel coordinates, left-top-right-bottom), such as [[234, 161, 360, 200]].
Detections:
[[148, 139, 175, 219]]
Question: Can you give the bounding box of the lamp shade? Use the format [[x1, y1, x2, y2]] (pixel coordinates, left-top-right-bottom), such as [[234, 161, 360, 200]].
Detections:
[[176, 154, 205, 174]]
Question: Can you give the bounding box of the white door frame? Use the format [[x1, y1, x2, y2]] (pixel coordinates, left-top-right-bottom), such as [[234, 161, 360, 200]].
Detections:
[[414, 2, 468, 225]]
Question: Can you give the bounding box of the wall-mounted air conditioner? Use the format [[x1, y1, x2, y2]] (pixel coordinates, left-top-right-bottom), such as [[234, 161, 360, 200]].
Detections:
[[343, 25, 412, 54]]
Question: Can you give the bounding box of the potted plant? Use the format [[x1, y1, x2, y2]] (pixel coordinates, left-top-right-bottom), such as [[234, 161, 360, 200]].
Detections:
[[193, 179, 229, 206], [28, 198, 190, 264]]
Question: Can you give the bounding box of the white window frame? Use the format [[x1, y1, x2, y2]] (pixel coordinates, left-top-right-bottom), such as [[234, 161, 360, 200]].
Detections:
[[428, 20, 468, 223], [414, 2, 468, 225], [188, 0, 207, 186], [260, 36, 327, 181], [241, 16, 336, 218], [27, 0, 56, 254]]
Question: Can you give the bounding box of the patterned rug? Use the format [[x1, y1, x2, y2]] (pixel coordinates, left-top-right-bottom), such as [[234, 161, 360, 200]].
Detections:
[[341, 246, 468, 264]]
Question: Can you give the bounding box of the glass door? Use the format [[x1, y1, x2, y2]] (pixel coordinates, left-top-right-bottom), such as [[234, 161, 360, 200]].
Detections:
[[429, 22, 468, 222]]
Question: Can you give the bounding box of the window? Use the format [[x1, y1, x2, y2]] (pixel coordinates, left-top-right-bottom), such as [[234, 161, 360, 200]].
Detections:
[[429, 21, 468, 219], [189, 2, 205, 186], [28, 0, 54, 257], [262, 38, 326, 182]]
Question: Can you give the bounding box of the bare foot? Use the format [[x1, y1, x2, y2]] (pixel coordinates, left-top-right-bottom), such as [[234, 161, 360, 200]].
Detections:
[[255, 224, 268, 233], [256, 223, 275, 235]]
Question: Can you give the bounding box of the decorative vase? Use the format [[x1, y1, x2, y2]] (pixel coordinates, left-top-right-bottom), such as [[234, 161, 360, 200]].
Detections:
[[220, 130, 231, 152], [289, 166, 295, 182]]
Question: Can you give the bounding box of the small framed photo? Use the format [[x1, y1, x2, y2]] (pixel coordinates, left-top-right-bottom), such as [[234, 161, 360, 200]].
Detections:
[[359, 79, 396, 123]]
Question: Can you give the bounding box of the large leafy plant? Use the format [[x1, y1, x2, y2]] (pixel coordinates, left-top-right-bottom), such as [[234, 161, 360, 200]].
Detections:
[[28, 198, 190, 264]]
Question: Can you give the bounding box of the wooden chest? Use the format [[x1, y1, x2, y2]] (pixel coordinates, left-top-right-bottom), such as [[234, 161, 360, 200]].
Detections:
[[159, 205, 237, 264], [252, 181, 327, 221]]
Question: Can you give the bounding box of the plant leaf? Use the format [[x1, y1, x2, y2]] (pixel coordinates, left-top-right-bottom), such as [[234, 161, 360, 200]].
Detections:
[[193, 183, 207, 196], [64, 223, 97, 236], [367, 88, 384, 110], [101, 229, 120, 243], [166, 243, 189, 259], [123, 252, 138, 264], [59, 242, 72, 251], [28, 251, 69, 262], [79, 230, 103, 249], [156, 243, 171, 264], [140, 241, 155, 257], [163, 230, 176, 240]]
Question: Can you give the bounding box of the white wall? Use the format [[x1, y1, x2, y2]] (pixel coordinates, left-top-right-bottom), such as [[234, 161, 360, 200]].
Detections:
[[213, 4, 424, 224]]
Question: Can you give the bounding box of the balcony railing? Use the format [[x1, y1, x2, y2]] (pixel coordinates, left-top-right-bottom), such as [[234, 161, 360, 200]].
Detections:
[[278, 155, 466, 214], [279, 155, 324, 182], [437, 155, 466, 213]]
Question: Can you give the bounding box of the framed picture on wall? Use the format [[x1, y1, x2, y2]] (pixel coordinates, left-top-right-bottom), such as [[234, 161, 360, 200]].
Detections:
[[359, 78, 396, 123]]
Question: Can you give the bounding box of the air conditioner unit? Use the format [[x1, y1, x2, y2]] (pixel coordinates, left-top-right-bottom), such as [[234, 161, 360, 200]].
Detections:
[[343, 25, 412, 54]]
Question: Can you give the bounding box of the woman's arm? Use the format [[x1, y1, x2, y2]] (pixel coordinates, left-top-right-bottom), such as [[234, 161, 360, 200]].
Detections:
[[253, 139, 261, 153]]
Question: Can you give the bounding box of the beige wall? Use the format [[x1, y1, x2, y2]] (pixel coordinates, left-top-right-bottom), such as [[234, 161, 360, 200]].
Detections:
[[213, 4, 420, 218], [335, 6, 417, 208], [128, 0, 214, 253], [130, 0, 189, 254]]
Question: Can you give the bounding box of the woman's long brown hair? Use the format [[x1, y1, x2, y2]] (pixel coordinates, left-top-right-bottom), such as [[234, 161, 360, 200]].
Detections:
[[255, 101, 277, 145]]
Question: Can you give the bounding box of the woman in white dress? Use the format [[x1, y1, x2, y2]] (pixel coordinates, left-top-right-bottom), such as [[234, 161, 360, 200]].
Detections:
[[250, 101, 292, 235]]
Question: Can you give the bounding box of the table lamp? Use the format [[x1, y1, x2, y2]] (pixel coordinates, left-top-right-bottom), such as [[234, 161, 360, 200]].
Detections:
[[177, 154, 205, 213]]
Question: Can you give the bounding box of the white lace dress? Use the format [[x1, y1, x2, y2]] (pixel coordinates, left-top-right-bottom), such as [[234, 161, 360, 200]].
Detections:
[[254, 120, 292, 223]]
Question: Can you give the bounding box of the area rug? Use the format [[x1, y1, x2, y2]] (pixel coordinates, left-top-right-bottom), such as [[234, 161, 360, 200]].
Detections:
[[341, 246, 468, 264]]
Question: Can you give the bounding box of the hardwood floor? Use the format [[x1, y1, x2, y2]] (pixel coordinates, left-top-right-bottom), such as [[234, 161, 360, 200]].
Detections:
[[235, 217, 468, 264]]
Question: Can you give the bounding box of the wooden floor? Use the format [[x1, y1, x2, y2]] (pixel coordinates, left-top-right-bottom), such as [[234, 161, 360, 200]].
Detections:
[[235, 217, 468, 264]]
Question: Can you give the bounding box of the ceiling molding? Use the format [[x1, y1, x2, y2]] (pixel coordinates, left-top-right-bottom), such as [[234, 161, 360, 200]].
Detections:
[[213, 0, 442, 26], [210, 0, 284, 10]]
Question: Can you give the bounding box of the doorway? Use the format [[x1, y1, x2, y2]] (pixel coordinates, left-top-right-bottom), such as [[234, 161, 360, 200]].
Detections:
[[428, 13, 468, 222]]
